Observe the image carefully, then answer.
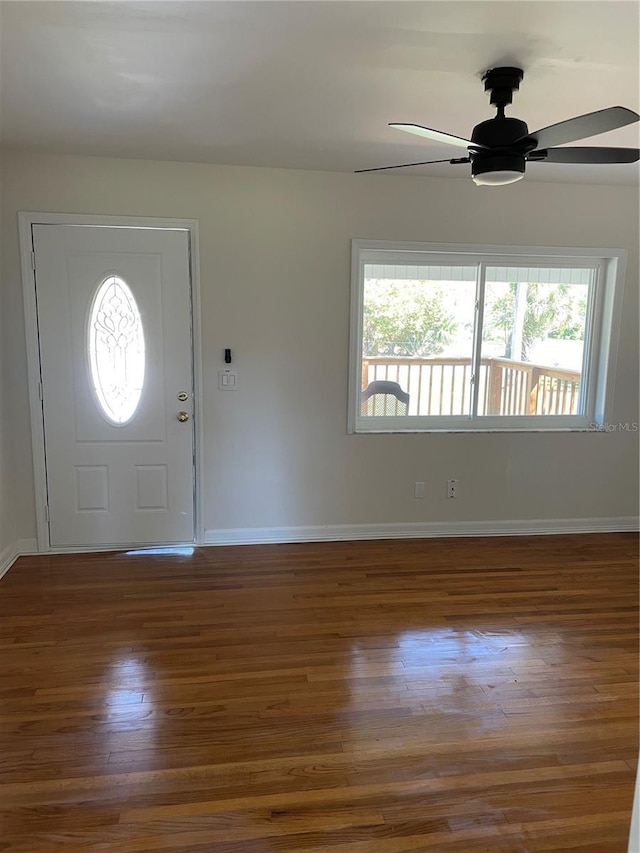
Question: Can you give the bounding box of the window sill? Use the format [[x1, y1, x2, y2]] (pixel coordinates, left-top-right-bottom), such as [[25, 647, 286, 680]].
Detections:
[[351, 426, 610, 435]]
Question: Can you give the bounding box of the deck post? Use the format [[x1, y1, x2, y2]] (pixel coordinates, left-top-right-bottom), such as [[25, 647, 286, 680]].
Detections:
[[487, 360, 503, 415]]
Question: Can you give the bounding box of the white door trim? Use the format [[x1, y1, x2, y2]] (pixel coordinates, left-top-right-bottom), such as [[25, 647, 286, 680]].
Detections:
[[18, 212, 204, 551]]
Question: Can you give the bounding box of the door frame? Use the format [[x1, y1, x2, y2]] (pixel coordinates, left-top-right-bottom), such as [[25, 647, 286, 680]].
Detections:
[[18, 212, 204, 552]]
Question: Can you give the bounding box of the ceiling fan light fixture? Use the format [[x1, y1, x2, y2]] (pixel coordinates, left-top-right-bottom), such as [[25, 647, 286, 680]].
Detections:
[[472, 153, 525, 186], [472, 169, 525, 186]]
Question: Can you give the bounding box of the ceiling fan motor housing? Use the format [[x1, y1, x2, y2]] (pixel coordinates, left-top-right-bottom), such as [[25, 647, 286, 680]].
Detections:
[[471, 116, 530, 148], [470, 115, 536, 182]]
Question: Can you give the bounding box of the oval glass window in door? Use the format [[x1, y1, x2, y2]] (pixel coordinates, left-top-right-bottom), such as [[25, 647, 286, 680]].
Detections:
[[88, 275, 146, 424]]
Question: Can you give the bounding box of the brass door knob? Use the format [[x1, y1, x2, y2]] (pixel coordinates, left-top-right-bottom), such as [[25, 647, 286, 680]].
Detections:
[[177, 411, 190, 423]]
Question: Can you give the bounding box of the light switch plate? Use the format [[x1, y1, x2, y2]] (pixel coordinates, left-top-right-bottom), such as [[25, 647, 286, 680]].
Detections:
[[218, 369, 238, 390]]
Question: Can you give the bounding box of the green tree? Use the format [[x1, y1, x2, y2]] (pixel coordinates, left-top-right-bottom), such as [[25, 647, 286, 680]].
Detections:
[[548, 294, 587, 340], [487, 282, 584, 360], [363, 281, 456, 357]]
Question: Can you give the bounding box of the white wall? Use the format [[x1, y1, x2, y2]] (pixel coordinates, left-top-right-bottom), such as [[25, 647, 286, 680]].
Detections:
[[1, 151, 638, 543], [630, 762, 640, 853], [0, 148, 17, 561]]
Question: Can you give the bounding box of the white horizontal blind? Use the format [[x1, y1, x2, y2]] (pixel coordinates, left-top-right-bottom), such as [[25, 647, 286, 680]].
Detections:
[[486, 266, 593, 284], [364, 264, 476, 281], [364, 263, 593, 285]]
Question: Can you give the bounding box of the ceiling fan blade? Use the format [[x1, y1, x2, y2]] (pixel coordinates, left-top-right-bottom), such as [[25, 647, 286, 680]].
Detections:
[[390, 123, 486, 150], [531, 147, 640, 164], [525, 106, 639, 149], [355, 157, 469, 174]]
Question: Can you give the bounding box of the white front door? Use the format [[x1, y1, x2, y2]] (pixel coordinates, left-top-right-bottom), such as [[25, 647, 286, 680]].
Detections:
[[32, 224, 195, 548]]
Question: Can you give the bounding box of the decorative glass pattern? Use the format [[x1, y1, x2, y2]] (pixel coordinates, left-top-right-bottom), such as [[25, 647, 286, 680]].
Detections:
[[88, 276, 145, 424]]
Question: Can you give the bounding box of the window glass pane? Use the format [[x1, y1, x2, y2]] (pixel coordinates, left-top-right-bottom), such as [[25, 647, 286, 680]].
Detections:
[[362, 266, 477, 417], [88, 275, 146, 425], [479, 267, 592, 416]]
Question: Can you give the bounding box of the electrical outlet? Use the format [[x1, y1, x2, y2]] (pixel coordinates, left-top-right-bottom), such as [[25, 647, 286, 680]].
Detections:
[[446, 479, 458, 499], [414, 481, 425, 499]]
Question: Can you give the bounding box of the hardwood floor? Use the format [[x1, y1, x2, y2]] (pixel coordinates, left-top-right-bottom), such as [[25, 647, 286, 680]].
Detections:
[[0, 533, 637, 852]]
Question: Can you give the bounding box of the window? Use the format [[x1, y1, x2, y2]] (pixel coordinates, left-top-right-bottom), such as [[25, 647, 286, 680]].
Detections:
[[349, 241, 625, 432], [88, 275, 146, 425]]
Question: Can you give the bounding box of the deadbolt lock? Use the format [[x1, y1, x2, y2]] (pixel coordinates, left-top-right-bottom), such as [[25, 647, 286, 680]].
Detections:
[[177, 392, 189, 402]]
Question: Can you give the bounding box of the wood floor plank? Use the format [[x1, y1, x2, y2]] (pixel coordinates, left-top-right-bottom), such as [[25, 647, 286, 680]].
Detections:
[[0, 532, 637, 851]]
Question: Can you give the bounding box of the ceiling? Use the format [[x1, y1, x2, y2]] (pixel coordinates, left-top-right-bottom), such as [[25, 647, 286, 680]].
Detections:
[[1, 1, 639, 185]]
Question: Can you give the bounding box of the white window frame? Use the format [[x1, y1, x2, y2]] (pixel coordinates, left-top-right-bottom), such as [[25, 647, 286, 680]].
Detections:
[[349, 240, 626, 433]]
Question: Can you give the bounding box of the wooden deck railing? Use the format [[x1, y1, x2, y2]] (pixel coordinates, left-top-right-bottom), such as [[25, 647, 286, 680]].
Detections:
[[362, 356, 581, 416]]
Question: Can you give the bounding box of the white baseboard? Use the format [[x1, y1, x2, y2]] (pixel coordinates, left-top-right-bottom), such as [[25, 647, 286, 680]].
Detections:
[[205, 517, 639, 546], [0, 542, 19, 580], [0, 538, 38, 581], [2, 523, 637, 563]]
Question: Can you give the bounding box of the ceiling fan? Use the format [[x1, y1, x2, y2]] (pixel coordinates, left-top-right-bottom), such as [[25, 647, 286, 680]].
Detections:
[[356, 67, 640, 186]]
